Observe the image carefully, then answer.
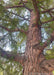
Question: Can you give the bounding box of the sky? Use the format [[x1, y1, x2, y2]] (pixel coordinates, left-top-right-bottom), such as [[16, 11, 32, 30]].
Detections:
[[4, 0, 9, 3], [0, 0, 11, 52]]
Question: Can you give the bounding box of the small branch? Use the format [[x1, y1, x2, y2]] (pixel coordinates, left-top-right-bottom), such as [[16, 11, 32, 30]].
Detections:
[[40, 6, 54, 16], [40, 59, 54, 72], [43, 31, 54, 48], [0, 25, 27, 34], [40, 6, 54, 18], [40, 6, 46, 10], [41, 7, 54, 13], [0, 47, 26, 66], [34, 31, 54, 56], [49, 12, 53, 18], [8, 11, 29, 21], [0, 33, 8, 41], [42, 18, 54, 24]]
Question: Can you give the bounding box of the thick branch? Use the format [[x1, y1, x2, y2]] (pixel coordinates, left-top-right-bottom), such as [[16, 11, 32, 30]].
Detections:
[[40, 59, 54, 72], [0, 25, 27, 34], [0, 47, 26, 66], [32, 0, 40, 25], [5, 5, 32, 11], [5, 5, 24, 9], [42, 18, 54, 24]]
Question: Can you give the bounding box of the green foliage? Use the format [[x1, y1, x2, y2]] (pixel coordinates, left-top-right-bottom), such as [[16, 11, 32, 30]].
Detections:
[[40, 42, 43, 46], [49, 21, 54, 30], [45, 48, 54, 59], [0, 3, 28, 52], [52, 71, 54, 75], [0, 57, 23, 75], [40, 0, 54, 34]]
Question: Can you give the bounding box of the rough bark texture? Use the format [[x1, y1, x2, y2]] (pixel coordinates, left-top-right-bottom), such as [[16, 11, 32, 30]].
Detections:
[[23, 10, 54, 75], [23, 11, 43, 75]]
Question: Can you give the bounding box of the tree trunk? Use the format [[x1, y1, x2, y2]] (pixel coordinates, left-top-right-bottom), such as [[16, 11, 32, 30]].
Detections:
[[23, 11, 41, 75], [23, 11, 52, 75]]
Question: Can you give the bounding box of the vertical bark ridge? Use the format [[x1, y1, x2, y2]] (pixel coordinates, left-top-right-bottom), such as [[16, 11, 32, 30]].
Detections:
[[23, 11, 42, 75]]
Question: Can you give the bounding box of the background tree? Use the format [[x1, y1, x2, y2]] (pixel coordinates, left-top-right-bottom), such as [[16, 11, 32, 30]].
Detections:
[[0, 0, 54, 75]]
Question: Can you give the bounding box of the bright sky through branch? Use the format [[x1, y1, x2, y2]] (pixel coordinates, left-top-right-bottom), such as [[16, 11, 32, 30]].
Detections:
[[4, 0, 9, 3]]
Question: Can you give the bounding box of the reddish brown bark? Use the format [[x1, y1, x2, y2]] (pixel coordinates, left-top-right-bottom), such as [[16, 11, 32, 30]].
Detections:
[[23, 11, 42, 75]]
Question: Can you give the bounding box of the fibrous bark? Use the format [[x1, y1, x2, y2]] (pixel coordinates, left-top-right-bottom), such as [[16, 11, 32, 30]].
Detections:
[[23, 11, 42, 75]]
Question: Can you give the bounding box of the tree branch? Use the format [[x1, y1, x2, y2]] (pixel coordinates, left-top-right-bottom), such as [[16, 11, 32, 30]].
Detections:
[[33, 31, 54, 56], [8, 11, 29, 21], [5, 5, 32, 11], [40, 6, 46, 10], [40, 59, 54, 72], [32, 0, 40, 25], [5, 5, 24, 9], [42, 18, 54, 24], [0, 47, 26, 66], [0, 25, 27, 34], [0, 33, 8, 41], [41, 7, 54, 13], [49, 12, 54, 18], [38, 31, 54, 54]]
